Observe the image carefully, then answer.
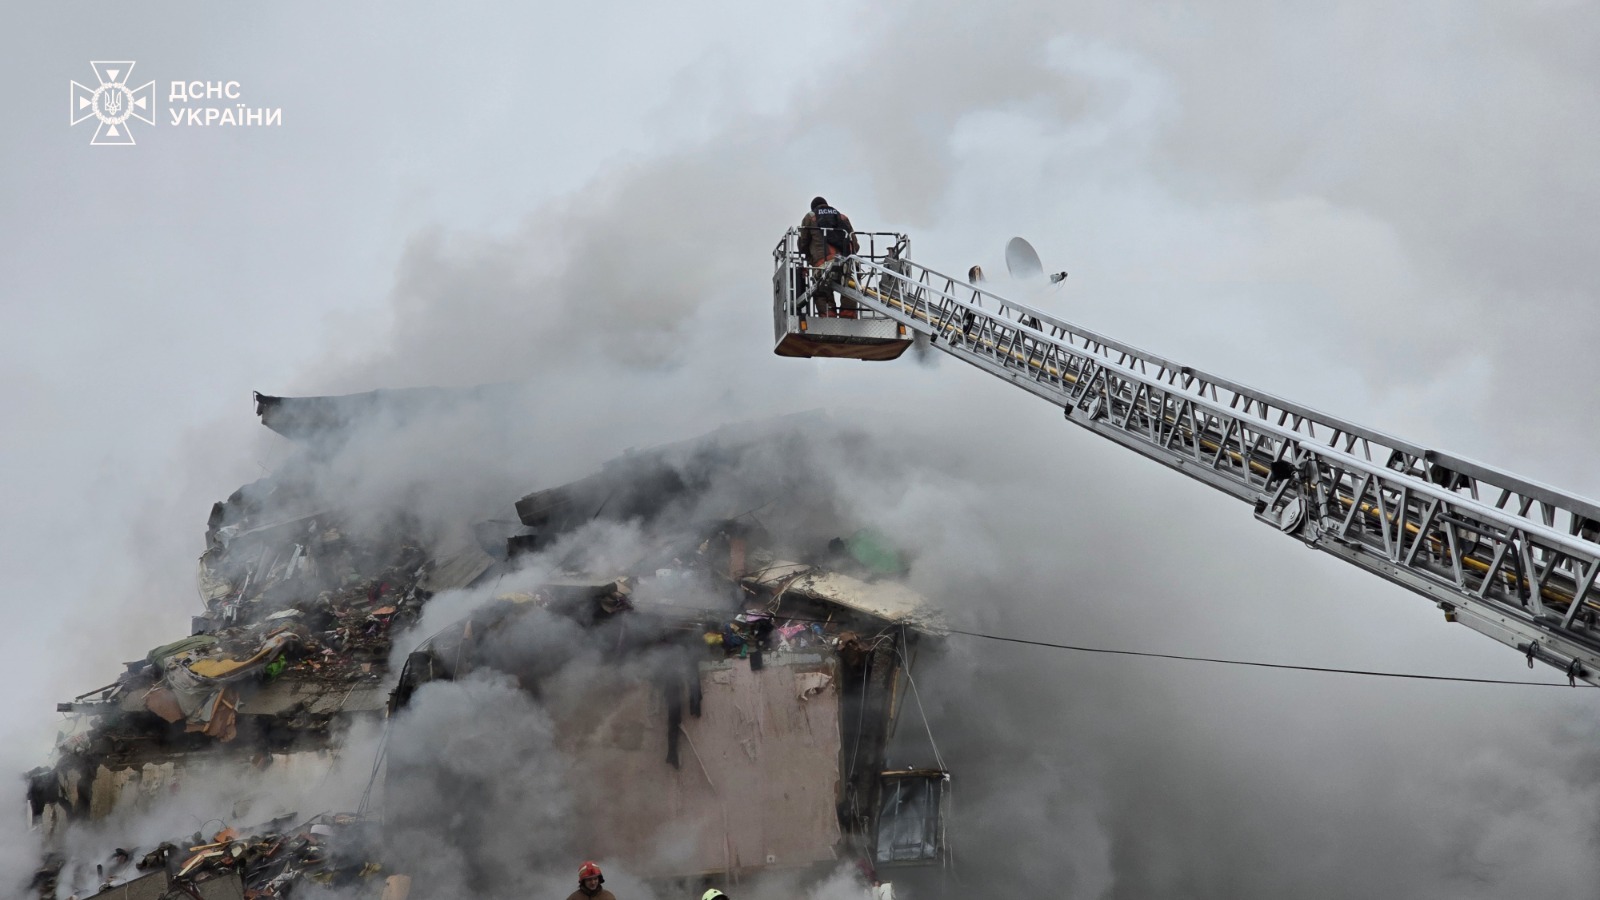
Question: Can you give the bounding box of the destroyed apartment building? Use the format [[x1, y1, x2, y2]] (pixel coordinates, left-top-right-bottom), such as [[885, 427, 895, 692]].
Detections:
[[29, 388, 953, 899]]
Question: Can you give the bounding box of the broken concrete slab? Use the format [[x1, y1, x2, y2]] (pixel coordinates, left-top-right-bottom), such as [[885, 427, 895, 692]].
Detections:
[[746, 562, 943, 633]]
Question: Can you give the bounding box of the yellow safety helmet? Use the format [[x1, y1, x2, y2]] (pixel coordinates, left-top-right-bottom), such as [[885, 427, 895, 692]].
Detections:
[[702, 890, 727, 900]]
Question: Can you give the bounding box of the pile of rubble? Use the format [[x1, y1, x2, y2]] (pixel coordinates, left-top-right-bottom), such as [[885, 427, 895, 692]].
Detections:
[[38, 812, 390, 900]]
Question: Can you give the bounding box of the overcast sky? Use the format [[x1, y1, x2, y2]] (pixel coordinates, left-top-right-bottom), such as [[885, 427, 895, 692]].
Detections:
[[4, 2, 1600, 896]]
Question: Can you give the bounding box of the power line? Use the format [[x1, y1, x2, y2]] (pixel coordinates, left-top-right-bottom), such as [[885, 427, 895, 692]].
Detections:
[[634, 597, 1591, 687], [943, 626, 1596, 688]]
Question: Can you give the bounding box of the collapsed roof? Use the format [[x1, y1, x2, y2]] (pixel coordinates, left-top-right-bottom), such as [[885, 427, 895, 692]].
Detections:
[[253, 385, 523, 445]]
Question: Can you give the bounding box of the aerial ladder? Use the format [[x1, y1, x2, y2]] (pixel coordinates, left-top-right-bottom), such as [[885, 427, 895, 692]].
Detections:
[[773, 228, 1600, 686]]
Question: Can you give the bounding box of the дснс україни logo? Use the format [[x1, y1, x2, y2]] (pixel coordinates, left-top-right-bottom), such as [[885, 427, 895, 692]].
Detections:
[[71, 61, 155, 145]]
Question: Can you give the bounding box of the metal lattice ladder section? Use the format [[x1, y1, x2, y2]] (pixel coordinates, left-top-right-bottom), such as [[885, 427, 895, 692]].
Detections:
[[821, 253, 1600, 686]]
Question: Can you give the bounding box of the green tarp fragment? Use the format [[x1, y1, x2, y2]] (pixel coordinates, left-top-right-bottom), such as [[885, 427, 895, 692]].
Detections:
[[146, 634, 219, 667], [846, 528, 907, 576]]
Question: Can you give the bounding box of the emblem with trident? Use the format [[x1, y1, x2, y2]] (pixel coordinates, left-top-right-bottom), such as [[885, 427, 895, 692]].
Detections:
[[70, 61, 155, 145]]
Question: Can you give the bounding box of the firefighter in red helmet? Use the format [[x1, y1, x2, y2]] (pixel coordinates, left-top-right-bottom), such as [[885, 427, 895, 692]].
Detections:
[[567, 861, 617, 900]]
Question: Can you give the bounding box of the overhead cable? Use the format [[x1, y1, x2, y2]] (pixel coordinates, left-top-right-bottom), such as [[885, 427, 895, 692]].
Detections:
[[944, 626, 1597, 688]]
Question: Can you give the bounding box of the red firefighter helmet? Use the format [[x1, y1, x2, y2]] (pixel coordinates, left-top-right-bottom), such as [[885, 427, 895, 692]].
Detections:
[[578, 861, 604, 884]]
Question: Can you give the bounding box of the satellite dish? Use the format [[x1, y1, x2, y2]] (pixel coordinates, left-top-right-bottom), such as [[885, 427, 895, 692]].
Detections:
[[1005, 237, 1068, 285], [1005, 237, 1044, 281]]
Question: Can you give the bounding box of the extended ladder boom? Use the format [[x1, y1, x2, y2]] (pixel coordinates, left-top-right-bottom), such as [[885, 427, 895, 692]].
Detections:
[[797, 241, 1600, 686]]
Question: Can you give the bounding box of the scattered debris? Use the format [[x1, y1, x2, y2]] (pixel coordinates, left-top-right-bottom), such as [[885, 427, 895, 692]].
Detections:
[[68, 812, 380, 900]]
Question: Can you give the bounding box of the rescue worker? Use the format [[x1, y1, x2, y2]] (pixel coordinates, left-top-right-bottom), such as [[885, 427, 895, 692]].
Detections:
[[799, 196, 859, 316], [961, 265, 983, 334], [566, 861, 616, 900]]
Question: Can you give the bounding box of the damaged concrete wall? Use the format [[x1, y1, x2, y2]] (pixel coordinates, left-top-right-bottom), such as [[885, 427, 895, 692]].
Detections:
[[566, 654, 843, 876], [55, 748, 365, 829]]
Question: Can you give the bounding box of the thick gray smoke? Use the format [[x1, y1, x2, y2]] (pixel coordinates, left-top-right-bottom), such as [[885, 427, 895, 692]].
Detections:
[[385, 674, 576, 897]]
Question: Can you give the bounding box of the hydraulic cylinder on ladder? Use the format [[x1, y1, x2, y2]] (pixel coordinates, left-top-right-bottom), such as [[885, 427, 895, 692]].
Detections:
[[773, 229, 1600, 686]]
